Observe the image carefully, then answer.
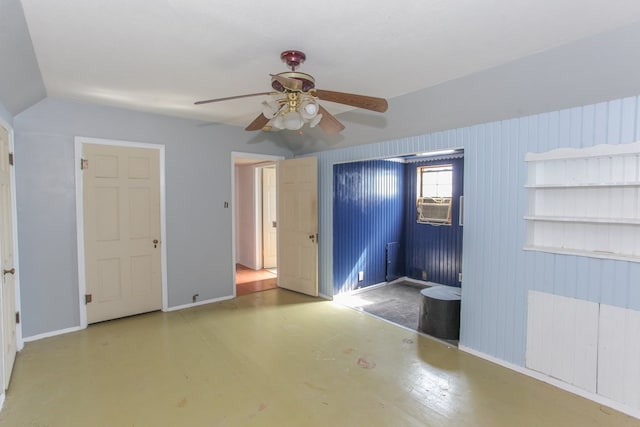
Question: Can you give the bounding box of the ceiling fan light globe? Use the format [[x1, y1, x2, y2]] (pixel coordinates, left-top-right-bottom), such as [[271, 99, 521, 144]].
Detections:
[[262, 109, 276, 119], [299, 97, 319, 120], [283, 111, 303, 130], [261, 100, 280, 119], [309, 114, 323, 128], [272, 114, 285, 129]]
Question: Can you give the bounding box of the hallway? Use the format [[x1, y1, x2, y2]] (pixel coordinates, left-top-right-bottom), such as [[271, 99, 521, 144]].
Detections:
[[235, 263, 277, 296]]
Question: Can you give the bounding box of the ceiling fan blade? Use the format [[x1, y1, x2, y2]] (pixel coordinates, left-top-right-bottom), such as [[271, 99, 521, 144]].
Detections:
[[317, 105, 345, 135], [245, 113, 270, 131], [194, 92, 273, 105], [314, 89, 388, 113], [270, 74, 302, 91]]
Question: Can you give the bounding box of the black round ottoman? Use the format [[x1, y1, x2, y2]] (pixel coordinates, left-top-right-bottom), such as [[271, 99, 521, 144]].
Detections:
[[418, 285, 461, 340]]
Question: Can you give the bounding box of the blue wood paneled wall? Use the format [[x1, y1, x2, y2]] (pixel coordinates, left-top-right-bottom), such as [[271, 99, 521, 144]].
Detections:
[[404, 157, 464, 286], [309, 95, 640, 368], [333, 160, 405, 294]]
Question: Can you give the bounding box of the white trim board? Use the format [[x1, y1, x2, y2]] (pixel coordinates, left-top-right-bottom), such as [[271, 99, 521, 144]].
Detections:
[[163, 295, 234, 312], [459, 344, 640, 421], [22, 326, 83, 343], [74, 136, 168, 329]]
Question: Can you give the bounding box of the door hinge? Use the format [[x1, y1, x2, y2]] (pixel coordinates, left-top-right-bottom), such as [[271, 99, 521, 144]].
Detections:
[[8, 152, 14, 166], [15, 311, 20, 324], [81, 158, 88, 170], [85, 294, 92, 304]]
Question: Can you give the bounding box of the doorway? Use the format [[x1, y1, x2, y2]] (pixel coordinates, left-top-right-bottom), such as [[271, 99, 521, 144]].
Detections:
[[332, 149, 464, 335], [232, 153, 284, 296]]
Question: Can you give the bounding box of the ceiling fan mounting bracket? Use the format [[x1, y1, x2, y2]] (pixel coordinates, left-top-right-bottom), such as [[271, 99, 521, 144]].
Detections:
[[280, 50, 306, 71]]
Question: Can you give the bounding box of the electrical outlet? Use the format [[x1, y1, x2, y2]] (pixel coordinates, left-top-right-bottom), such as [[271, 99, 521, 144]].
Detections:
[[358, 271, 364, 281], [421, 271, 427, 281], [458, 273, 463, 282]]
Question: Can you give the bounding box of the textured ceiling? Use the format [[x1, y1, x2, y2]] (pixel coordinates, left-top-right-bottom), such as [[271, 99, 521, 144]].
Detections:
[[18, 0, 640, 132]]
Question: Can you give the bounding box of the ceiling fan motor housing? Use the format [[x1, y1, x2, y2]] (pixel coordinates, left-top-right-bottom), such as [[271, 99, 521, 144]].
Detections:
[[271, 72, 316, 92]]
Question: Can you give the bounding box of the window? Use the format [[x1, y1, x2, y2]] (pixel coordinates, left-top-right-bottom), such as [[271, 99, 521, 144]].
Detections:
[[417, 165, 452, 224]]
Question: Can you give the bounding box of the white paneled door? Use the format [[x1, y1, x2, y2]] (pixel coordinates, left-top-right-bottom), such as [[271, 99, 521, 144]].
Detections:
[[83, 144, 162, 323], [277, 157, 318, 297], [262, 166, 277, 269], [0, 125, 16, 390]]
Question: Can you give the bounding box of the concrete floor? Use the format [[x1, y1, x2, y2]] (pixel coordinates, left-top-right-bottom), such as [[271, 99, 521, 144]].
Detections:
[[335, 281, 429, 331], [0, 288, 637, 426]]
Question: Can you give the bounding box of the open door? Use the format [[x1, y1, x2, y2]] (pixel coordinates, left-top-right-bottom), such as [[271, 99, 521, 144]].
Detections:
[[0, 124, 17, 389], [262, 166, 277, 269], [277, 157, 318, 296]]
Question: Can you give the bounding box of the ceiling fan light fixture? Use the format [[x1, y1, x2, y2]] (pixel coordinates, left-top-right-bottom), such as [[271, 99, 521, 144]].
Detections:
[[300, 95, 319, 120], [309, 113, 323, 128], [272, 114, 285, 130], [261, 100, 280, 119], [283, 110, 304, 130]]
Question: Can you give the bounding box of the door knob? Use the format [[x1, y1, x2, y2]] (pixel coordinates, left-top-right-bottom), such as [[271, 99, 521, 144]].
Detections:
[[153, 239, 159, 248], [3, 268, 15, 276]]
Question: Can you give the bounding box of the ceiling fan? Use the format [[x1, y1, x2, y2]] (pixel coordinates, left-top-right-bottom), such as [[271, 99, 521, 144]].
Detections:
[[194, 50, 388, 135]]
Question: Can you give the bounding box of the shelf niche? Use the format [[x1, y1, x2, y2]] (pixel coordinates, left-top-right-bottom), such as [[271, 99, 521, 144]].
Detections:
[[525, 141, 640, 262]]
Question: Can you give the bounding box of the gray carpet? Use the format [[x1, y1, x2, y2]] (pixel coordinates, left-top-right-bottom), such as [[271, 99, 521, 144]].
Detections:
[[336, 281, 429, 331]]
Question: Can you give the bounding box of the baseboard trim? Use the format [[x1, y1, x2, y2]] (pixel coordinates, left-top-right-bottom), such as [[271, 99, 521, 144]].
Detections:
[[164, 295, 234, 312], [399, 277, 431, 286], [23, 326, 83, 343], [458, 344, 640, 420], [335, 281, 389, 298]]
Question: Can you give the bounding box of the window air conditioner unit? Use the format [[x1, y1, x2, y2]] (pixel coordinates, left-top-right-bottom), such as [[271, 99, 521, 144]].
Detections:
[[417, 197, 452, 224]]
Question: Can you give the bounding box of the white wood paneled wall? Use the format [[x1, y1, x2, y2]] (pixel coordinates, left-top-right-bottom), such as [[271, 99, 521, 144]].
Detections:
[[527, 290, 640, 409], [526, 290, 599, 392], [598, 304, 640, 409]]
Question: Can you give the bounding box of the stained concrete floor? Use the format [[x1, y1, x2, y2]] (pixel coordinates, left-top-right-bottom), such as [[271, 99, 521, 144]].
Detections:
[[1, 288, 637, 426], [335, 281, 429, 330]]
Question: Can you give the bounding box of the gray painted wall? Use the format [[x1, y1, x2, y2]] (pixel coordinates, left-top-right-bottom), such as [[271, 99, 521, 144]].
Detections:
[[311, 94, 640, 367], [0, 101, 13, 126], [14, 98, 292, 337], [0, 0, 46, 115]]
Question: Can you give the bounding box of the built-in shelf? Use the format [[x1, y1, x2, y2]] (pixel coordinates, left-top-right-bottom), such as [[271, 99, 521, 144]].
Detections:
[[523, 246, 640, 263], [524, 216, 640, 225], [525, 142, 640, 262], [525, 182, 640, 189]]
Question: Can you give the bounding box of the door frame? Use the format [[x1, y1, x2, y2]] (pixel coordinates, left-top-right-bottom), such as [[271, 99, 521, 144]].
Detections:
[[75, 137, 167, 328], [231, 152, 284, 297], [0, 118, 23, 381]]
